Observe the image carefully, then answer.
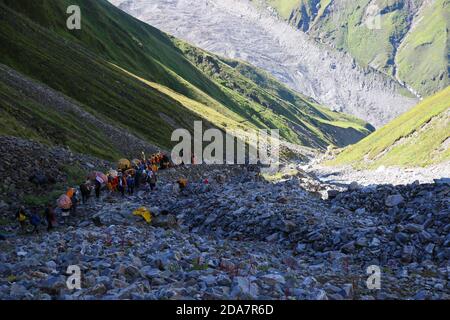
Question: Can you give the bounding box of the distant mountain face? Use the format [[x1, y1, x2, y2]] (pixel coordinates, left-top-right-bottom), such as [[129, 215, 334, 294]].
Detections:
[[328, 86, 450, 168], [0, 0, 372, 161], [110, 0, 418, 128], [255, 0, 450, 98]]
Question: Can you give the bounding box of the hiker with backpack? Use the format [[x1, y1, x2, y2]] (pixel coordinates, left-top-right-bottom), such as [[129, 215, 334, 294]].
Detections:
[[80, 180, 91, 204], [118, 172, 127, 197], [94, 178, 102, 199], [147, 170, 157, 191], [29, 208, 41, 234], [71, 189, 79, 215], [44, 203, 56, 231], [127, 174, 135, 195], [135, 167, 142, 190]]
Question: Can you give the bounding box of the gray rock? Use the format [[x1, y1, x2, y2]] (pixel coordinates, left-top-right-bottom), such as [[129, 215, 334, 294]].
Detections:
[[46, 261, 57, 270], [10, 283, 28, 298], [348, 182, 359, 191], [369, 238, 381, 247], [434, 178, 450, 185], [90, 283, 107, 295], [356, 237, 368, 247], [404, 223, 424, 233], [401, 246, 415, 263], [385, 194, 404, 207], [302, 276, 318, 289], [425, 243, 435, 254], [327, 190, 339, 199], [140, 266, 161, 279], [295, 243, 307, 253], [230, 277, 259, 299], [395, 232, 409, 244], [39, 276, 67, 295], [341, 241, 356, 253], [260, 274, 286, 286]]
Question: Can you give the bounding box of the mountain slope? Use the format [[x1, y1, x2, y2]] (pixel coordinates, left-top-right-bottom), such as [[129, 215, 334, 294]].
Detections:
[[0, 0, 371, 160], [258, 0, 450, 98], [109, 0, 417, 127], [327, 86, 450, 168]]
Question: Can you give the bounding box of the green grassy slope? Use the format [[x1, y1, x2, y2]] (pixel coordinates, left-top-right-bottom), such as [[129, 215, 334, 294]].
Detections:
[[175, 40, 373, 147], [396, 0, 450, 96], [0, 4, 206, 158], [261, 0, 449, 98], [0, 73, 122, 161], [327, 86, 450, 168], [0, 0, 372, 160]]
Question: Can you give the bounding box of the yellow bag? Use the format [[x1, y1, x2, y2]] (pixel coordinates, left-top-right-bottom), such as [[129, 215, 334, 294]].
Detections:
[[118, 159, 131, 170], [132, 207, 152, 223]]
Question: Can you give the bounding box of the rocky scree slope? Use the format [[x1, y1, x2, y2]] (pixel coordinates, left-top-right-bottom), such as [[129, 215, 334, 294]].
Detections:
[[0, 136, 111, 212], [111, 0, 418, 127], [0, 164, 449, 300]]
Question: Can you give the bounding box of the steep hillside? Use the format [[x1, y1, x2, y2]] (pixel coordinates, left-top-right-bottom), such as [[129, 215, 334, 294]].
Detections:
[[0, 0, 371, 160], [257, 0, 450, 97], [110, 0, 417, 127], [327, 86, 450, 168]]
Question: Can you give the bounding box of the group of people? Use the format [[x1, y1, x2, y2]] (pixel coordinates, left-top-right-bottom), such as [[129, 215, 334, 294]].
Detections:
[[16, 152, 176, 234], [15, 203, 56, 234], [79, 153, 168, 201]]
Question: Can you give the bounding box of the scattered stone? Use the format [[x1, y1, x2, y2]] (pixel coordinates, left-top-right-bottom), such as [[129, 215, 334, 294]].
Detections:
[[385, 194, 404, 207], [348, 182, 359, 191], [230, 277, 259, 299], [404, 223, 424, 233]]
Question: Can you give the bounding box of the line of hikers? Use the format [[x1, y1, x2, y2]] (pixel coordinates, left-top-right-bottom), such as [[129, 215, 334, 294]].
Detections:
[[15, 152, 190, 234]]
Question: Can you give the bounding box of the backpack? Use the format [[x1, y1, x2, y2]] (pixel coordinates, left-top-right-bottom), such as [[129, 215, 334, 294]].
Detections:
[[31, 215, 41, 226]]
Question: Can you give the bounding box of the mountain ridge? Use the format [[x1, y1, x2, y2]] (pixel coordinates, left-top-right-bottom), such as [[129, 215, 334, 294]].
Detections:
[[256, 0, 450, 98], [0, 0, 371, 162], [111, 0, 418, 127]]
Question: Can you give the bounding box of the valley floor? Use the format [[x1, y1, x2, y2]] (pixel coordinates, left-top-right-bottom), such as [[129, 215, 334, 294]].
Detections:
[[307, 161, 450, 188], [0, 163, 449, 300]]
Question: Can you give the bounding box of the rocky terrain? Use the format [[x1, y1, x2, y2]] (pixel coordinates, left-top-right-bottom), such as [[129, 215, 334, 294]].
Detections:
[[110, 0, 418, 127], [0, 136, 111, 213], [1, 162, 448, 300], [309, 162, 450, 188]]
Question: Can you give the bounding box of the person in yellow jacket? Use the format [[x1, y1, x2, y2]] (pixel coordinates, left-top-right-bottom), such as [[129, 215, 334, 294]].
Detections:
[[16, 206, 28, 232]]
